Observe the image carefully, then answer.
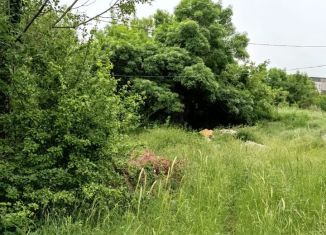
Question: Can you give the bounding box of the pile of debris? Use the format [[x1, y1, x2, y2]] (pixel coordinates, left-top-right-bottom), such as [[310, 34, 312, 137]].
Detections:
[[128, 151, 184, 190], [129, 151, 174, 175]]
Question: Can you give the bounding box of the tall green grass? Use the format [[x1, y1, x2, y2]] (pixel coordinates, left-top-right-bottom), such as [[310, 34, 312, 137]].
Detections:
[[32, 108, 326, 235]]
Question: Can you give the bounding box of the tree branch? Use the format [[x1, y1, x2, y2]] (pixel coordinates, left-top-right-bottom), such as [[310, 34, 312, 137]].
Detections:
[[16, 0, 51, 42], [52, 0, 79, 27], [75, 0, 120, 27], [53, 0, 120, 29], [73, 0, 96, 10]]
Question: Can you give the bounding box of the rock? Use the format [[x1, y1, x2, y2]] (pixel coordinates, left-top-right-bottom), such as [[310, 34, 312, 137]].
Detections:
[[220, 129, 238, 135], [244, 141, 267, 148], [199, 129, 214, 139]]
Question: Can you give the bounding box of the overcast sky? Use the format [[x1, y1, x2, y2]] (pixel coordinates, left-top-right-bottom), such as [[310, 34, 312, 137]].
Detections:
[[61, 0, 326, 77]]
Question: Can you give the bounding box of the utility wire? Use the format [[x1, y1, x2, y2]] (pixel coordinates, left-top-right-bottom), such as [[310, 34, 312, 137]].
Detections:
[[287, 64, 326, 71], [105, 27, 326, 73], [249, 43, 326, 48], [113, 74, 203, 78], [106, 24, 326, 49]]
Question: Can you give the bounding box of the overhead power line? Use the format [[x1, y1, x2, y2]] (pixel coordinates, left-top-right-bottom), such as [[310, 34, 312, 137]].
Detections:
[[101, 24, 326, 49], [287, 64, 326, 71], [249, 43, 326, 48], [113, 74, 203, 78]]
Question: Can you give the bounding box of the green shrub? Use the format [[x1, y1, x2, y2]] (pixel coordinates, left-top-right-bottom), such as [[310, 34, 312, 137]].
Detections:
[[276, 109, 310, 128], [236, 129, 260, 143], [131, 78, 184, 122], [217, 63, 275, 125], [318, 95, 326, 111], [267, 68, 319, 108], [0, 3, 141, 232], [0, 61, 140, 232]]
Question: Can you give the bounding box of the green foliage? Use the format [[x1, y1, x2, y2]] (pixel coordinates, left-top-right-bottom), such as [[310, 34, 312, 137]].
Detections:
[[132, 79, 184, 121], [96, 0, 275, 127], [153, 10, 173, 27], [218, 64, 275, 124], [156, 19, 211, 57], [160, 0, 249, 74], [178, 62, 218, 98], [318, 95, 326, 111], [235, 129, 260, 143], [267, 68, 319, 108], [0, 2, 13, 121], [33, 108, 326, 235], [0, 0, 147, 232], [276, 108, 311, 128], [287, 73, 319, 108], [2, 0, 322, 231]]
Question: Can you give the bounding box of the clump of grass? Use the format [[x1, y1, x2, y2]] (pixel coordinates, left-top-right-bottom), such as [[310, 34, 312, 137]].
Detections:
[[235, 129, 261, 143], [276, 108, 310, 128]]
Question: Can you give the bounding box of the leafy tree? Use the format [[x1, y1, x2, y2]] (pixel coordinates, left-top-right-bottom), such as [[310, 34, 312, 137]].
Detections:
[[96, 24, 189, 122], [155, 19, 211, 57], [0, 0, 150, 232], [267, 68, 319, 108], [153, 10, 173, 27], [97, 0, 275, 127], [165, 0, 249, 74], [318, 95, 326, 111], [217, 64, 275, 124], [266, 68, 289, 105], [286, 73, 319, 108], [132, 79, 184, 121]]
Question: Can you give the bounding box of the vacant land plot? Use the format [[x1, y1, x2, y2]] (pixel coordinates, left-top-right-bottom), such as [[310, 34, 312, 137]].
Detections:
[[34, 108, 326, 235]]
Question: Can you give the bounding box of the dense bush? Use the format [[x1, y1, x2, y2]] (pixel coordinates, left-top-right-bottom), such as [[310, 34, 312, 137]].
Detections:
[[0, 1, 145, 232], [267, 68, 319, 108], [216, 64, 275, 125], [318, 95, 326, 111]]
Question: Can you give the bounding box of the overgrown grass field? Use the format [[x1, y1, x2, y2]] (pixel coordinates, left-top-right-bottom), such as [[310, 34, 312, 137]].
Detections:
[[33, 108, 326, 235]]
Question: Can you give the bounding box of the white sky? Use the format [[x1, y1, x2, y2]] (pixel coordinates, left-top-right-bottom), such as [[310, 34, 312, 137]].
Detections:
[[61, 0, 326, 77]]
